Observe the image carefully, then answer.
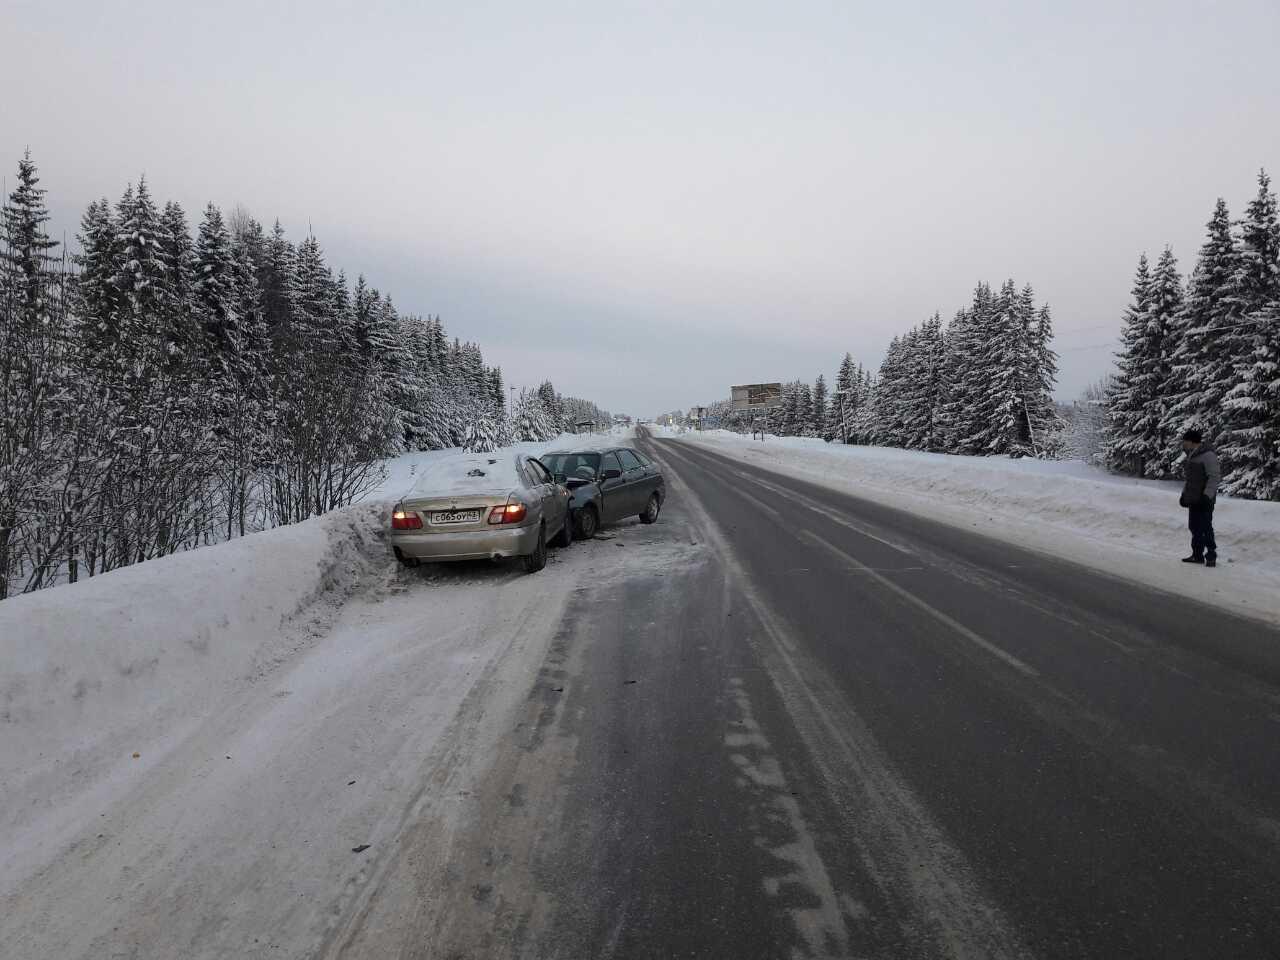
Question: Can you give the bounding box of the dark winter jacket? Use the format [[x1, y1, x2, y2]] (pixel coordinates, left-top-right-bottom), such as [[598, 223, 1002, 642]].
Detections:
[[1180, 443, 1221, 508]]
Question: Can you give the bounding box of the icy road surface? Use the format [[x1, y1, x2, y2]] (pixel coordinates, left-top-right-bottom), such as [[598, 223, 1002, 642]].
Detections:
[[5, 428, 1280, 958]]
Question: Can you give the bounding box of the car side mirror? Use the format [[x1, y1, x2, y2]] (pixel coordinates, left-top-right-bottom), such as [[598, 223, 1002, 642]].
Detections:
[[601, 468, 622, 480]]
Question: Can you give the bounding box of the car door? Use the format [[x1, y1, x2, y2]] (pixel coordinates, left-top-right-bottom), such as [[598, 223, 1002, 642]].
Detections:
[[628, 448, 661, 502], [616, 449, 650, 514], [526, 458, 564, 532], [598, 451, 629, 522]]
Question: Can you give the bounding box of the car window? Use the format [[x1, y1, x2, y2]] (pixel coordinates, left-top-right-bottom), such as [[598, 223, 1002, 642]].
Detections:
[[542, 452, 601, 479], [632, 450, 651, 466], [601, 452, 623, 476], [617, 449, 642, 471], [527, 459, 551, 484]]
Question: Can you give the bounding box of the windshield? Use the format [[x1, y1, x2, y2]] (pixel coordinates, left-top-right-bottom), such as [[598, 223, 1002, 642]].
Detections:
[[541, 452, 602, 480]]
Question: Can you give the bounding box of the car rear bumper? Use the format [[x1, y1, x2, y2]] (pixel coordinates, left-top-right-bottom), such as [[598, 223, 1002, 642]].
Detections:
[[389, 523, 541, 562]]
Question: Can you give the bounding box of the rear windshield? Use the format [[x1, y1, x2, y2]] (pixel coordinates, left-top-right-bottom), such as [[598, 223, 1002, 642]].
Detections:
[[407, 453, 522, 496], [541, 452, 602, 480]]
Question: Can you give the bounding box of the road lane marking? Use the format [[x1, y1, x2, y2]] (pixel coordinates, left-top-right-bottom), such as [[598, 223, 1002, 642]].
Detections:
[[654, 439, 1036, 958], [671, 444, 1144, 654], [797, 529, 1040, 678], [729, 468, 920, 557]]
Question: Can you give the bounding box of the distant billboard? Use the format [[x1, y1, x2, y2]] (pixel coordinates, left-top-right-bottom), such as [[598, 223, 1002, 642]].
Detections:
[[730, 383, 782, 410]]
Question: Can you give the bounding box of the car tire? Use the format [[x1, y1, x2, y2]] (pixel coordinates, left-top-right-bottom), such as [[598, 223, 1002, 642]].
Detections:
[[522, 525, 548, 573], [639, 493, 661, 524], [552, 512, 573, 548], [576, 504, 599, 540]]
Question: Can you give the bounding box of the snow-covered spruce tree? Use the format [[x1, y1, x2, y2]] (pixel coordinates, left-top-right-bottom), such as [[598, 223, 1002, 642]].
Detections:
[[196, 202, 246, 537], [812, 374, 829, 440], [463, 413, 500, 453], [1107, 252, 1179, 476], [850, 368, 879, 444], [489, 367, 506, 418], [1219, 170, 1280, 499], [218, 213, 272, 538], [940, 285, 992, 454], [1162, 198, 1238, 450], [1141, 249, 1185, 477], [771, 382, 795, 435], [902, 313, 946, 451], [265, 234, 389, 524], [963, 281, 1034, 457], [73, 198, 121, 352], [106, 177, 219, 567], [511, 389, 549, 442], [795, 380, 815, 436], [1105, 257, 1152, 475], [827, 353, 857, 441], [535, 381, 564, 435], [195, 203, 236, 359], [260, 220, 296, 342], [160, 200, 202, 362], [1029, 303, 1061, 444], [0, 151, 66, 596], [874, 335, 909, 447]]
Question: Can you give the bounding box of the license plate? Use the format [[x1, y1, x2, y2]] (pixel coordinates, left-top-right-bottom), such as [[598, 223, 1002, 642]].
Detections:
[[431, 509, 481, 524]]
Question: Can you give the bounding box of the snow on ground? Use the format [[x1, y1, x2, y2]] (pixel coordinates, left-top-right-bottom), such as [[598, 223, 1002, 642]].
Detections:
[[659, 427, 1280, 624], [0, 425, 651, 958]]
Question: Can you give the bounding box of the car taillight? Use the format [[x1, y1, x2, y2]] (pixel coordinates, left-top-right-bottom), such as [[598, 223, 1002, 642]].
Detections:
[[488, 503, 528, 524], [392, 509, 422, 530]]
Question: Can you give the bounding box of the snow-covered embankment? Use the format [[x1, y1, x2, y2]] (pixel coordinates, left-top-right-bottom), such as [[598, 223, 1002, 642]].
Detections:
[[0, 504, 387, 892]]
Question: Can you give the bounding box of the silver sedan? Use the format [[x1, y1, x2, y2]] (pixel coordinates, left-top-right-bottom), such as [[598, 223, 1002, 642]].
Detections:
[[388, 453, 572, 573]]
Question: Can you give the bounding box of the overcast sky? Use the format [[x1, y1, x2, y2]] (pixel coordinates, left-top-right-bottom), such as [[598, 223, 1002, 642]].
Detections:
[[4, 0, 1279, 415]]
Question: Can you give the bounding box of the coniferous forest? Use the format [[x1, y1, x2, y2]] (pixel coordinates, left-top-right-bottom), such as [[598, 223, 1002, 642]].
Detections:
[[0, 153, 608, 598], [1106, 171, 1280, 500], [699, 170, 1279, 503], [703, 280, 1060, 459]]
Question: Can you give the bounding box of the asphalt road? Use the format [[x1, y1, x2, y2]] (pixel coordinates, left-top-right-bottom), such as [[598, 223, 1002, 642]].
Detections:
[[335, 431, 1280, 960]]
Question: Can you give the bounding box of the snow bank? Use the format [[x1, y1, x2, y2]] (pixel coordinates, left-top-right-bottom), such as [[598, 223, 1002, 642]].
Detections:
[[670, 430, 1280, 624], [0, 502, 387, 883]]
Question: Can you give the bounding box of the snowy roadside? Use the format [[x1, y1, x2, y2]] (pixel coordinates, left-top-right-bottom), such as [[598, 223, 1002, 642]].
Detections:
[[0, 426, 646, 958], [659, 427, 1280, 625]]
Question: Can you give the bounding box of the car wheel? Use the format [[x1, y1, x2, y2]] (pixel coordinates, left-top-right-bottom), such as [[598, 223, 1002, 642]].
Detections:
[[576, 504, 599, 539], [522, 525, 547, 573], [639, 493, 660, 524], [552, 511, 573, 548]]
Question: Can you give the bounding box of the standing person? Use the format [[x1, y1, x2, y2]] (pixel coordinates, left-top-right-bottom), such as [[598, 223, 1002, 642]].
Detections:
[[1178, 429, 1221, 567]]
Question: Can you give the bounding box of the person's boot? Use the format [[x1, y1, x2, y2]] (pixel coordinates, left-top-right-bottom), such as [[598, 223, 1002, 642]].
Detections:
[[1206, 557, 1217, 568], [1181, 555, 1204, 564]]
